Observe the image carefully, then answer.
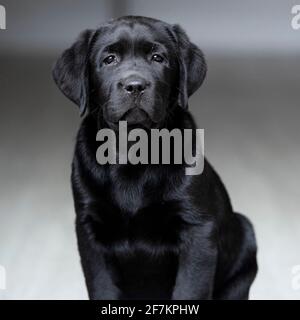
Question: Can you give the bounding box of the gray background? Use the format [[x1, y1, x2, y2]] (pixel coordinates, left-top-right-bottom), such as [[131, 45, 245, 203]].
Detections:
[[0, 0, 299, 299]]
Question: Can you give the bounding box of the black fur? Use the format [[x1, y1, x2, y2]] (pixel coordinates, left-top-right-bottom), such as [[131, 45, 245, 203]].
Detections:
[[52, 16, 257, 300]]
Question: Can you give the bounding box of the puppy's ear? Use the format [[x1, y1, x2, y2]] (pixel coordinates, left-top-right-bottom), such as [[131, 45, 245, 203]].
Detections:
[[52, 29, 95, 116], [172, 24, 207, 109]]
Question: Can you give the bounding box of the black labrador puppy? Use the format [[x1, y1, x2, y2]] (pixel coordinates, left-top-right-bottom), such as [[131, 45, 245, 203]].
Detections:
[[52, 16, 257, 300]]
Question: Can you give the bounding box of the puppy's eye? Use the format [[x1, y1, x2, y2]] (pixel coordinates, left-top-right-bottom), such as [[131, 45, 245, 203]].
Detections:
[[151, 54, 164, 63], [103, 55, 117, 65]]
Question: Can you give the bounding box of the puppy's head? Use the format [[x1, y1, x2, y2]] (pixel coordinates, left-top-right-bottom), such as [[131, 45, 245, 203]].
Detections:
[[52, 16, 206, 128]]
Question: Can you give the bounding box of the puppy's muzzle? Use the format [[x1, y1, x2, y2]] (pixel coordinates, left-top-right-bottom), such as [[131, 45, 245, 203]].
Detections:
[[121, 107, 149, 125], [119, 75, 150, 97]]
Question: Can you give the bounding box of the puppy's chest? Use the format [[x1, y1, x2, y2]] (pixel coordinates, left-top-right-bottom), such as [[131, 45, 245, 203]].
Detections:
[[93, 199, 186, 254], [90, 166, 188, 254]]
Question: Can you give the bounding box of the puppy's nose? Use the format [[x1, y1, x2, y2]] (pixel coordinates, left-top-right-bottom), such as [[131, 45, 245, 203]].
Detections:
[[124, 79, 147, 95]]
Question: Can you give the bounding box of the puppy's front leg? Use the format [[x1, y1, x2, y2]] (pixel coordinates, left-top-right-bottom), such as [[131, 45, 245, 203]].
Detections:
[[172, 221, 217, 300], [76, 217, 120, 300]]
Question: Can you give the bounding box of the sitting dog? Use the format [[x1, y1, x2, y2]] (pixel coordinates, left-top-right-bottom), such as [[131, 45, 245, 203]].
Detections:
[[52, 16, 257, 300]]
